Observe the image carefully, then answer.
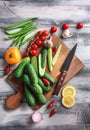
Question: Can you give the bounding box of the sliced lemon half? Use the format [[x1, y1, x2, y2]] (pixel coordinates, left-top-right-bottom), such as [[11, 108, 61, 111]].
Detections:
[[62, 85, 76, 97], [62, 95, 75, 108]]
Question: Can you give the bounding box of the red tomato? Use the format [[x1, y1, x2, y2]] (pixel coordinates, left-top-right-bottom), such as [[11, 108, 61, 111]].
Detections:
[[30, 49, 37, 56], [35, 35, 39, 40], [40, 36, 46, 41], [37, 31, 42, 35], [42, 30, 49, 36], [36, 39, 43, 46], [62, 23, 69, 30], [50, 26, 57, 33], [23, 51, 29, 57], [77, 22, 83, 29], [31, 44, 38, 50], [30, 40, 34, 44]]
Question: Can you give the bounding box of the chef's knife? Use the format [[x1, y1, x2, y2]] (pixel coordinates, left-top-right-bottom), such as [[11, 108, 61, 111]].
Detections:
[[54, 44, 77, 95]]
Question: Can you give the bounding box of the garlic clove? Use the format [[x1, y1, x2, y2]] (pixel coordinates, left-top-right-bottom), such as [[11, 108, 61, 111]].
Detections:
[[62, 29, 73, 38]]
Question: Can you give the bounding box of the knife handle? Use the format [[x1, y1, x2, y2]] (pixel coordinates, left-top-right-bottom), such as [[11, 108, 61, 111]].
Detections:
[[54, 71, 67, 95]]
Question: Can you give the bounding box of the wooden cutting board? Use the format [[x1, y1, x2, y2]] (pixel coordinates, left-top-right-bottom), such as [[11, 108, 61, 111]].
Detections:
[[7, 34, 84, 109]]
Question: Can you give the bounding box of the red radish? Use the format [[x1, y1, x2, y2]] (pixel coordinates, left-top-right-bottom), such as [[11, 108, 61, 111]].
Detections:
[[31, 111, 43, 123], [40, 36, 46, 41], [62, 23, 69, 30], [50, 26, 57, 33], [52, 47, 57, 56], [36, 39, 43, 46], [77, 22, 83, 29], [42, 78, 50, 86], [30, 49, 37, 56], [31, 44, 38, 50], [5, 64, 10, 74]]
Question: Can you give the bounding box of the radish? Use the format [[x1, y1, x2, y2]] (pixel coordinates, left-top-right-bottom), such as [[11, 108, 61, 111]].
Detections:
[[31, 111, 43, 123]]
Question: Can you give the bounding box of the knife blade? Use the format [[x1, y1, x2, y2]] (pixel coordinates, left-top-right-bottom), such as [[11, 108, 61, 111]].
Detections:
[[54, 44, 77, 95]]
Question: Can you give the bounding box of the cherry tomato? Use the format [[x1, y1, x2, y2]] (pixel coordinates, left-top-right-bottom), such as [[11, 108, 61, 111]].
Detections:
[[42, 30, 49, 36], [30, 40, 34, 44], [30, 49, 37, 56], [37, 31, 42, 35], [50, 26, 57, 33], [62, 23, 69, 30], [35, 35, 39, 40], [23, 51, 29, 57], [77, 22, 83, 29], [36, 39, 43, 46], [40, 36, 46, 41], [31, 44, 38, 50]]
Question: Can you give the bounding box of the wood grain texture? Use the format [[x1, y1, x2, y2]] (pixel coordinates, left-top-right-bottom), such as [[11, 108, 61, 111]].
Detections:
[[0, 0, 90, 129]]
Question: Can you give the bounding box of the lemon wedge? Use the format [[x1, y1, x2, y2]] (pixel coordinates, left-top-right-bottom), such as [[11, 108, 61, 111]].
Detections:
[[62, 85, 76, 97], [62, 95, 75, 108]]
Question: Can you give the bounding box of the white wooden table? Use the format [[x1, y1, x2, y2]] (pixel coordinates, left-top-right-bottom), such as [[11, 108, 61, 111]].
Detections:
[[0, 0, 90, 130]]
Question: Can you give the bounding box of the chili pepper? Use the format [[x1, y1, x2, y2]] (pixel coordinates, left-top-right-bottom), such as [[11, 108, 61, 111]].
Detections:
[[49, 106, 60, 118], [42, 78, 50, 86], [52, 47, 57, 56], [5, 64, 11, 75], [45, 100, 55, 113]]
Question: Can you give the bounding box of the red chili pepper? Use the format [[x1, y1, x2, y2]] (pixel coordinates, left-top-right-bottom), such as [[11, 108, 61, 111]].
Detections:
[[52, 47, 57, 56], [49, 109, 57, 117], [5, 64, 10, 75], [48, 100, 55, 109], [42, 78, 50, 86], [49, 106, 60, 118], [45, 100, 55, 113]]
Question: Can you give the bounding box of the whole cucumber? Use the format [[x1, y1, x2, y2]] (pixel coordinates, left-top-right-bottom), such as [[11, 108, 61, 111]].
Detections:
[[23, 74, 43, 94], [14, 57, 30, 78], [37, 94, 47, 105], [38, 78, 51, 93], [24, 84, 35, 106], [26, 63, 38, 85], [43, 73, 55, 85]]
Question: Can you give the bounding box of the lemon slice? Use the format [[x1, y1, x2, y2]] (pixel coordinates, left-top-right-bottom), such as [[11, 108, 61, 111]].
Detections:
[[62, 95, 75, 108], [62, 85, 76, 97]]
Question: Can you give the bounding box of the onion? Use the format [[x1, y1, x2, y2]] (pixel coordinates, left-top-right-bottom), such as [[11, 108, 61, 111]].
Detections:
[[31, 111, 43, 123]]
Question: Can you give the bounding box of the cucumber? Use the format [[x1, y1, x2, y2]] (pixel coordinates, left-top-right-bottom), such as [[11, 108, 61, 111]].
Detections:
[[43, 73, 55, 85], [31, 56, 38, 75], [37, 94, 47, 104], [26, 63, 38, 84], [41, 48, 47, 68], [23, 74, 43, 94], [14, 57, 30, 78], [38, 78, 51, 93], [52, 45, 62, 66], [47, 48, 53, 71], [38, 49, 47, 77], [24, 84, 35, 106]]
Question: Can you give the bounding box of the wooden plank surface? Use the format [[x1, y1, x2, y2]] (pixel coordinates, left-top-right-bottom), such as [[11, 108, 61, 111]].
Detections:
[[0, 0, 90, 130]]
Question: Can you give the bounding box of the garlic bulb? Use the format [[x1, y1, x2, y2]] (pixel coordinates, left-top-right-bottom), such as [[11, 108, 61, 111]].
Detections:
[[44, 36, 53, 48], [62, 29, 73, 38]]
